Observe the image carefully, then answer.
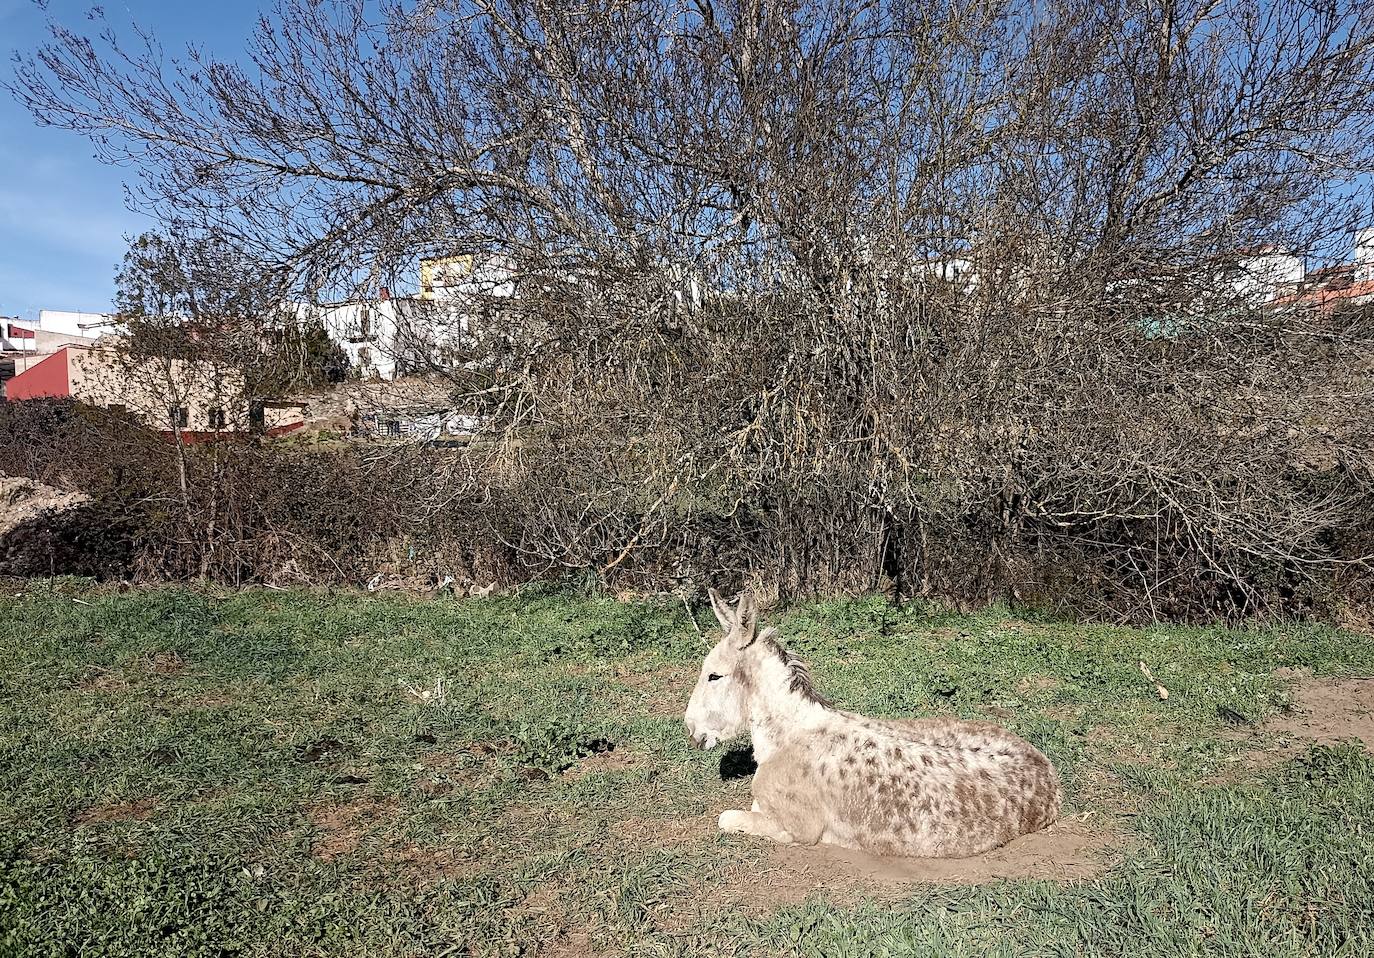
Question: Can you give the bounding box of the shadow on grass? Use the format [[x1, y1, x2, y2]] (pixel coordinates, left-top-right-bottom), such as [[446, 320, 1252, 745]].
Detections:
[[720, 745, 757, 781]]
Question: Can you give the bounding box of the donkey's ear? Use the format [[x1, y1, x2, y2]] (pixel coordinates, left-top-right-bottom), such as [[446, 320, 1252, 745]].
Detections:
[[735, 592, 759, 643], [708, 588, 735, 631]]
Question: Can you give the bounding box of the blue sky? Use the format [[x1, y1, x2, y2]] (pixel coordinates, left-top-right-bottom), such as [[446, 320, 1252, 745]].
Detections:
[[0, 0, 261, 321]]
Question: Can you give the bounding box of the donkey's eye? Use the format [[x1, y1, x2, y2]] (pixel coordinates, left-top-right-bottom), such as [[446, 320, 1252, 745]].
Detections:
[[708, 673, 724, 682]]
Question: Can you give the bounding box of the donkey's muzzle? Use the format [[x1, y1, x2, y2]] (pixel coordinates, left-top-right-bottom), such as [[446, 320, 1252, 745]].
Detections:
[[689, 731, 708, 750]]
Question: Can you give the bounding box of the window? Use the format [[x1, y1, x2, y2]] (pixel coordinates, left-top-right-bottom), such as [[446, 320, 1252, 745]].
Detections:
[[169, 406, 189, 429], [358, 307, 372, 339], [386, 419, 402, 437], [208, 407, 226, 430]]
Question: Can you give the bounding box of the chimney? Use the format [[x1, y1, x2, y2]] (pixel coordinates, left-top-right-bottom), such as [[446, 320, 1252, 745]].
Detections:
[[379, 286, 391, 301]]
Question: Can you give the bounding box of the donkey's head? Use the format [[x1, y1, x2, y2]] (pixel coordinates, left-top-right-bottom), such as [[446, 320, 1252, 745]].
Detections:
[[685, 589, 763, 750]]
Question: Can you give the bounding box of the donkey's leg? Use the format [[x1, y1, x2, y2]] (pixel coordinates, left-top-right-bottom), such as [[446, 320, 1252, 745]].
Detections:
[[718, 810, 796, 844]]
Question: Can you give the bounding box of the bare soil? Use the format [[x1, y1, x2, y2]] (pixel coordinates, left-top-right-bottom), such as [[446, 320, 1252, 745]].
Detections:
[[561, 747, 643, 782], [536, 931, 602, 958], [1214, 673, 1374, 781], [0, 476, 89, 539], [704, 816, 1117, 910], [306, 795, 484, 883], [1015, 674, 1063, 695], [614, 665, 693, 717], [78, 668, 130, 693], [1266, 676, 1374, 749], [142, 651, 188, 676], [610, 812, 722, 847], [307, 796, 398, 860], [73, 798, 157, 825]]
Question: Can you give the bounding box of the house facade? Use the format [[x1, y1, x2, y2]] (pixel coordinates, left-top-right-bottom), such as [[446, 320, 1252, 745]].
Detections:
[[4, 344, 305, 440], [0, 313, 105, 397], [296, 254, 517, 381], [1268, 229, 1374, 315]]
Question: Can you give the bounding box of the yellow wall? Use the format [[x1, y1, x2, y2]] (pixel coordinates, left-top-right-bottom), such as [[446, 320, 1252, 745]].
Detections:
[[419, 255, 473, 300]]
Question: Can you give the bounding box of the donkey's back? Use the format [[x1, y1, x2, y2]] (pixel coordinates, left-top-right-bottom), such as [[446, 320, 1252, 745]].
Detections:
[[753, 711, 1060, 858]]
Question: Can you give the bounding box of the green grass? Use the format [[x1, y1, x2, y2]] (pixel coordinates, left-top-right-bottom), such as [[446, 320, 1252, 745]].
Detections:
[[1, 580, 1373, 956]]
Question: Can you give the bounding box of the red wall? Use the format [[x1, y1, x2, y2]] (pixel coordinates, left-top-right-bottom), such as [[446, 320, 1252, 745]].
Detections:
[[5, 348, 71, 400], [163, 421, 306, 445]]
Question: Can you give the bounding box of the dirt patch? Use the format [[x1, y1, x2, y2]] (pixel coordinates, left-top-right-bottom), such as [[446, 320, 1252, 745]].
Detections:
[[537, 931, 602, 958], [1016, 674, 1063, 695], [73, 797, 157, 825], [142, 651, 188, 675], [507, 887, 610, 957], [0, 476, 89, 539], [611, 813, 721, 847], [561, 747, 642, 782], [416, 740, 513, 791], [715, 816, 1115, 909], [78, 668, 130, 692], [1218, 675, 1374, 778], [615, 666, 692, 717], [308, 796, 398, 860], [1266, 677, 1374, 749], [306, 796, 482, 881]]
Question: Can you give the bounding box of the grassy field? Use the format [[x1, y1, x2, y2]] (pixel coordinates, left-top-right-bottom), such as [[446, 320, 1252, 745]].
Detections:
[[2, 580, 1373, 957]]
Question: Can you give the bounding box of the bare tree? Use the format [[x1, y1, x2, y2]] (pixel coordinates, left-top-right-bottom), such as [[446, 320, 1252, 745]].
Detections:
[[11, 0, 1374, 616]]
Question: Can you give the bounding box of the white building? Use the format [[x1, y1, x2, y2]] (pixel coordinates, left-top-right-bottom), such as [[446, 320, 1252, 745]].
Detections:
[[36, 309, 120, 337], [297, 254, 517, 381], [292, 299, 404, 380], [1354, 227, 1374, 283], [1233, 247, 1305, 302], [921, 256, 977, 289], [0, 311, 108, 396], [420, 253, 517, 301]]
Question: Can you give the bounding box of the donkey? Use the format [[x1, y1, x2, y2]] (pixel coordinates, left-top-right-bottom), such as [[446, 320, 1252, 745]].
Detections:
[[684, 590, 1061, 858]]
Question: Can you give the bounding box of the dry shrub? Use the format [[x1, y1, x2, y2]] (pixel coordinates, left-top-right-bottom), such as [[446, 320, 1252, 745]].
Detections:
[[9, 1, 1374, 619]]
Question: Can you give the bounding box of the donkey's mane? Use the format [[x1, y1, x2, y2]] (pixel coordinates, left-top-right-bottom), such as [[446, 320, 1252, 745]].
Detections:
[[759, 627, 831, 707]]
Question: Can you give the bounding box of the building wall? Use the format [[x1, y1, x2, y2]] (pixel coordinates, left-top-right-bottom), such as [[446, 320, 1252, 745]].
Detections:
[[420, 254, 517, 300], [1356, 228, 1374, 283], [299, 301, 400, 380], [37, 310, 118, 338], [263, 404, 306, 433], [1234, 250, 1305, 302], [1, 326, 102, 378], [4, 348, 72, 400], [63, 346, 249, 433], [295, 296, 476, 381]]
